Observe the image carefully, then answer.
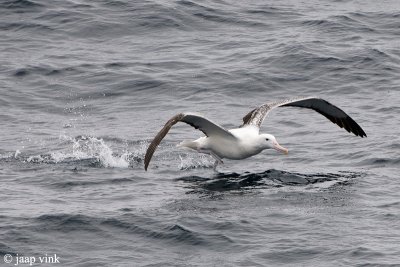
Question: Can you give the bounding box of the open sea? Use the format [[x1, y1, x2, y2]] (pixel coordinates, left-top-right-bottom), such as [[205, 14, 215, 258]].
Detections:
[[1, 0, 399, 266]]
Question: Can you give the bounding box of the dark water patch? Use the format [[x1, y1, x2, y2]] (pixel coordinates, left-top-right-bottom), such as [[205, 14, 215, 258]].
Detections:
[[0, 242, 17, 255], [333, 14, 360, 23], [0, 22, 53, 32], [0, 0, 43, 10], [301, 17, 374, 33], [256, 247, 324, 264], [99, 0, 129, 8], [178, 0, 266, 27], [332, 14, 376, 31], [302, 19, 338, 27], [347, 11, 400, 34], [348, 55, 384, 69], [137, 15, 183, 30], [377, 105, 400, 113], [380, 213, 400, 223], [350, 11, 400, 19], [356, 264, 400, 267], [245, 6, 300, 19], [246, 7, 279, 15], [346, 54, 376, 66], [266, 47, 346, 73], [14, 69, 29, 77], [135, 60, 202, 72], [175, 175, 210, 183], [177, 170, 358, 193], [369, 48, 391, 58], [376, 201, 400, 209], [34, 214, 102, 233], [152, 224, 206, 245], [12, 65, 82, 78], [104, 62, 131, 68], [51, 177, 134, 189], [196, 173, 268, 192], [102, 1, 198, 32], [118, 207, 133, 212], [382, 141, 400, 150], [346, 48, 394, 70], [357, 157, 400, 167], [26, 155, 101, 167], [348, 246, 386, 259], [100, 216, 233, 247], [115, 78, 165, 93], [34, 8, 84, 25], [192, 12, 265, 27], [177, 0, 214, 11], [101, 217, 205, 244]]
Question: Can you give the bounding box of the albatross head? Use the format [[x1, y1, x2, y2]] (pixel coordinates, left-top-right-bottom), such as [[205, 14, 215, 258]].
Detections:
[[259, 134, 288, 155]]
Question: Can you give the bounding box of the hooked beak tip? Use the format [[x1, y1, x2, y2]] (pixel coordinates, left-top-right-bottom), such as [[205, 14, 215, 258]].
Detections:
[[273, 142, 288, 155]]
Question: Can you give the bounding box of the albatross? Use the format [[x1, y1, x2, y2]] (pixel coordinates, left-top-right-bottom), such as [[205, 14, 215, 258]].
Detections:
[[144, 97, 366, 171]]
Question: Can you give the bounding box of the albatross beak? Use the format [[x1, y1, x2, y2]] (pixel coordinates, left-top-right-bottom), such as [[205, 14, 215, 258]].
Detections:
[[273, 141, 288, 155]]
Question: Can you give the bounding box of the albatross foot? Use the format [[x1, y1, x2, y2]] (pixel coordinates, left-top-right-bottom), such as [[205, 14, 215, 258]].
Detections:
[[213, 160, 219, 172], [210, 151, 223, 164], [197, 148, 223, 165]]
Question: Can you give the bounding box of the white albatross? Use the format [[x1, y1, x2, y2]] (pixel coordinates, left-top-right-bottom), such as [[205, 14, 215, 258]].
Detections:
[[144, 97, 366, 171]]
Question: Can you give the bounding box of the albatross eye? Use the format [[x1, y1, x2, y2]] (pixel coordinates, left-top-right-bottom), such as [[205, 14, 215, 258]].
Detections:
[[265, 138, 269, 141]]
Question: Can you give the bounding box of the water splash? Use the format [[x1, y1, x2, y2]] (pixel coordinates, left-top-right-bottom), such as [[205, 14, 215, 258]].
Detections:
[[178, 153, 214, 170], [14, 150, 21, 158], [51, 135, 130, 168], [1, 135, 145, 168]]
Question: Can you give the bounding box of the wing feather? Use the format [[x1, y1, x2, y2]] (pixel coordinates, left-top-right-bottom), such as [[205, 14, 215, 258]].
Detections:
[[241, 108, 256, 126], [242, 97, 366, 138], [144, 113, 235, 170]]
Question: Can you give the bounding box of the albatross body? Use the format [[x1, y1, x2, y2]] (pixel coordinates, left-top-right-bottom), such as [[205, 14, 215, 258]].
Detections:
[[178, 126, 287, 161], [144, 97, 366, 171]]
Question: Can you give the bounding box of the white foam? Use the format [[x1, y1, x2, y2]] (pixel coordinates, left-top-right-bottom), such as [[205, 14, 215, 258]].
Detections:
[[14, 150, 21, 158], [27, 154, 45, 163], [50, 135, 130, 168], [178, 153, 213, 170]]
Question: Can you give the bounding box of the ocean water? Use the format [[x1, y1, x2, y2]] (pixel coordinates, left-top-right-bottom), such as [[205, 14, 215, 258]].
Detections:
[[1, 0, 399, 266]]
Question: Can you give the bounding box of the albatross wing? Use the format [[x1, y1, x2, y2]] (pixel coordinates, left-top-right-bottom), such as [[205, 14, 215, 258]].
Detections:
[[242, 97, 367, 138], [144, 112, 235, 171]]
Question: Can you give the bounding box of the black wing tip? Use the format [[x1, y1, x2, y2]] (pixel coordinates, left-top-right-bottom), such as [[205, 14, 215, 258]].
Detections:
[[349, 125, 367, 138], [353, 131, 367, 138], [356, 125, 367, 138], [144, 152, 151, 171], [344, 116, 367, 138], [358, 130, 367, 138]]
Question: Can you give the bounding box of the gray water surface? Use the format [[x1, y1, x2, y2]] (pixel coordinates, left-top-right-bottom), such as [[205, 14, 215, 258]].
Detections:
[[1, 0, 399, 266]]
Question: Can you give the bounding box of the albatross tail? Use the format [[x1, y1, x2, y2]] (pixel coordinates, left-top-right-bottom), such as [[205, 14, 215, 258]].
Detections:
[[177, 140, 198, 150]]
